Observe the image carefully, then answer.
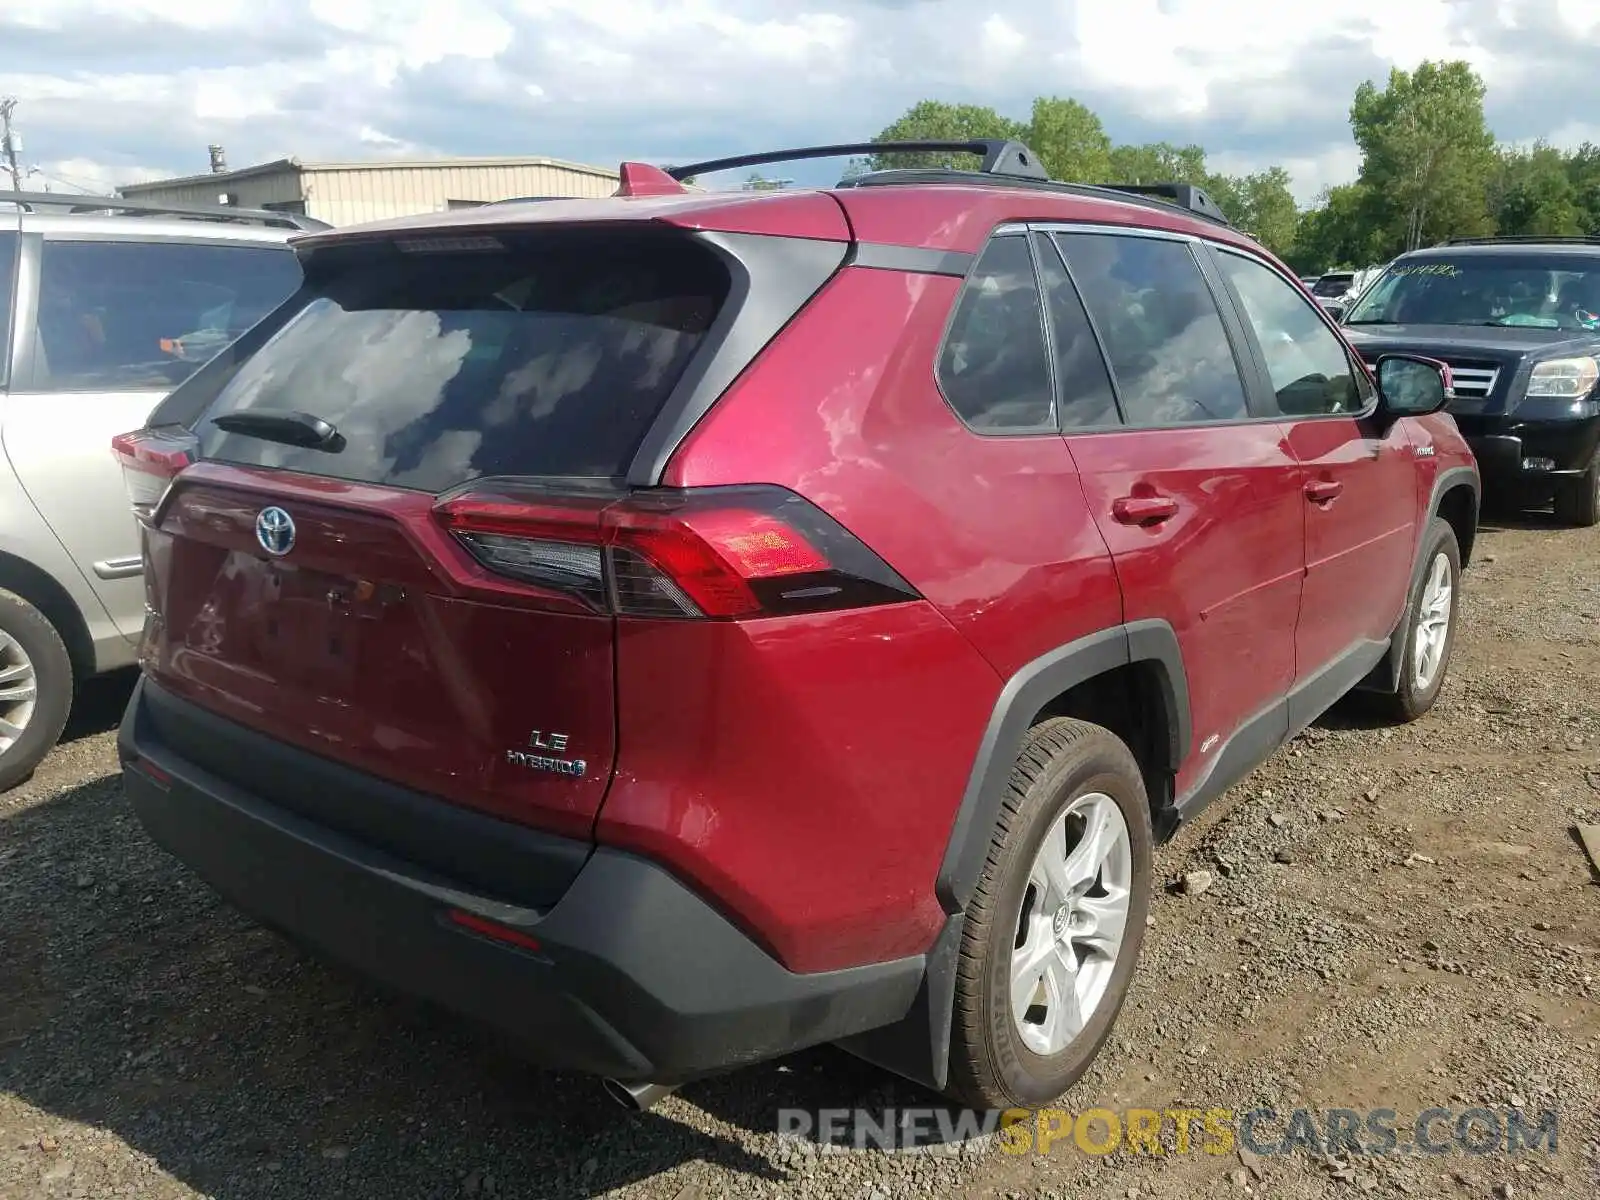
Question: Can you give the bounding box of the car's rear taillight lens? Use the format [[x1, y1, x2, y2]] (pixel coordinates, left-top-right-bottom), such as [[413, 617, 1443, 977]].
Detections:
[[434, 485, 919, 619], [111, 426, 198, 521]]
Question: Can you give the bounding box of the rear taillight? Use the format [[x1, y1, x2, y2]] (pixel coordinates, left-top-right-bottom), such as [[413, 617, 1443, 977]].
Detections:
[[434, 484, 919, 619], [111, 426, 198, 520]]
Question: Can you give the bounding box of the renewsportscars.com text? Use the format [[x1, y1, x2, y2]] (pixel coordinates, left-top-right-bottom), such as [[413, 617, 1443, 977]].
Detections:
[[776, 1106, 1559, 1158]]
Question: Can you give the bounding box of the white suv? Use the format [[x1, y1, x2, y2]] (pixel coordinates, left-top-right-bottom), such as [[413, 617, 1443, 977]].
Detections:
[[0, 192, 319, 788]]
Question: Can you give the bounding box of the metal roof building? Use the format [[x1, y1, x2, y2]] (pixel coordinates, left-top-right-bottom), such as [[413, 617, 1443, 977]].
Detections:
[[118, 155, 621, 227]]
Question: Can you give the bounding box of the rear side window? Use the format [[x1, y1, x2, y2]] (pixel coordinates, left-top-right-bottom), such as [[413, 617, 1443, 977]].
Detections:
[[0, 231, 16, 388], [1033, 233, 1120, 429], [34, 240, 302, 392], [937, 235, 1055, 432], [1055, 232, 1250, 427], [199, 231, 730, 491]]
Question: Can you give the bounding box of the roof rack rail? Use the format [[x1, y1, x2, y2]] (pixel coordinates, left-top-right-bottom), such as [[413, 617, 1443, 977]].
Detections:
[[1443, 235, 1600, 247], [0, 189, 330, 232], [833, 167, 1234, 227], [663, 139, 1050, 183], [654, 139, 1234, 226]]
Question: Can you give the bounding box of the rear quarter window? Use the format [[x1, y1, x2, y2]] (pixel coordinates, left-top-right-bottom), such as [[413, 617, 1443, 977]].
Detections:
[[198, 230, 731, 492], [936, 235, 1056, 432]]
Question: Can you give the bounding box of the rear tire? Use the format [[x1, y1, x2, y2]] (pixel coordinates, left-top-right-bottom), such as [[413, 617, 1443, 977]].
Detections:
[[0, 589, 73, 792], [945, 719, 1152, 1110], [1373, 518, 1461, 724], [1553, 458, 1600, 528]]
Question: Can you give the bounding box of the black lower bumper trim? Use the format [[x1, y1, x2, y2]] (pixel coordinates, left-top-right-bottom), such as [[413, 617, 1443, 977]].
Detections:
[[1462, 416, 1600, 492], [119, 677, 923, 1083]]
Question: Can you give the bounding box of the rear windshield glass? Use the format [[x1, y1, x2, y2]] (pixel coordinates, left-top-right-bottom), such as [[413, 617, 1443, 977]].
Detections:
[[197, 231, 730, 491]]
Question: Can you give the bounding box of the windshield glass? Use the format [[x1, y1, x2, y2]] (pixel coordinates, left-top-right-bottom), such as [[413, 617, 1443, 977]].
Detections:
[[1345, 255, 1600, 330]]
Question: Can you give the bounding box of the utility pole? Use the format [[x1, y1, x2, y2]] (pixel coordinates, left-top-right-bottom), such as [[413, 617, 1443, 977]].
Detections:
[[0, 98, 22, 192]]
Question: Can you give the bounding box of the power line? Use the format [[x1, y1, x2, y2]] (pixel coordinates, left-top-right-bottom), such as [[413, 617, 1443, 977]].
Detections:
[[26, 168, 98, 195], [0, 98, 23, 191]]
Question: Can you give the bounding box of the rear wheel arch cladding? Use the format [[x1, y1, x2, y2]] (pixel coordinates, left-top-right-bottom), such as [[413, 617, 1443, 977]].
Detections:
[[896, 621, 1188, 1093], [936, 619, 1190, 916]]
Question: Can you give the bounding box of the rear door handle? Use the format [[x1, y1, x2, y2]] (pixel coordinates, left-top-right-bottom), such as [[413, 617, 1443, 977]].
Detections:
[[1305, 479, 1344, 503], [1111, 494, 1179, 526]]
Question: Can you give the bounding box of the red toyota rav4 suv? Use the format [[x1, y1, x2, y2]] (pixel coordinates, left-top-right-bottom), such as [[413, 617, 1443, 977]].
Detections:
[[112, 140, 1478, 1112]]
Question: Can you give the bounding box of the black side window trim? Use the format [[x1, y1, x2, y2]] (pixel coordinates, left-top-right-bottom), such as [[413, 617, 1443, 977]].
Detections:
[[933, 231, 1060, 438], [1048, 227, 1276, 431], [1201, 242, 1380, 423]]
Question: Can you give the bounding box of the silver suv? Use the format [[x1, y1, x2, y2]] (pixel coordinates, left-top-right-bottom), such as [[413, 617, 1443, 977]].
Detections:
[[0, 192, 320, 789]]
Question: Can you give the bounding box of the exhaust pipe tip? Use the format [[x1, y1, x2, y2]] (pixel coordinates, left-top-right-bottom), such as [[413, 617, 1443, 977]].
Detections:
[[602, 1078, 678, 1112]]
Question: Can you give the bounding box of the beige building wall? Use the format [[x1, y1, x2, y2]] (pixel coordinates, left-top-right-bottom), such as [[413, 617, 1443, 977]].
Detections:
[[120, 157, 620, 226], [300, 160, 619, 225], [119, 169, 306, 210]]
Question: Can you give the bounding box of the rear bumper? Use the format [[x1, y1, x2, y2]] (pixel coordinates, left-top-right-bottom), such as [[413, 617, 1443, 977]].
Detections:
[[118, 677, 922, 1083]]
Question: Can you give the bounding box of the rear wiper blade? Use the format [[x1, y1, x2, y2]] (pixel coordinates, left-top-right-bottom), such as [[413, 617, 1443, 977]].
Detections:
[[210, 409, 345, 452]]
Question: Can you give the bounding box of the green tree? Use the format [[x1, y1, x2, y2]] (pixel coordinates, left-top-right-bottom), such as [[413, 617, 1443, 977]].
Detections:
[[868, 100, 1024, 170], [1226, 167, 1299, 258], [1107, 141, 1210, 185], [1564, 143, 1600, 234], [1289, 184, 1386, 275], [1350, 59, 1496, 253], [865, 97, 1304, 257], [1490, 142, 1582, 237], [1023, 96, 1112, 181]]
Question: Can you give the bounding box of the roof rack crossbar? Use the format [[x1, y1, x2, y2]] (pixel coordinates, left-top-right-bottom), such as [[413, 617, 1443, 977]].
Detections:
[[663, 139, 1050, 183], [1444, 235, 1600, 246], [0, 189, 329, 232]]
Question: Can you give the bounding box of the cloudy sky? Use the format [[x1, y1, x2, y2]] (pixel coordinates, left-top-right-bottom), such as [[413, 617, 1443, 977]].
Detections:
[[3, 0, 1599, 205]]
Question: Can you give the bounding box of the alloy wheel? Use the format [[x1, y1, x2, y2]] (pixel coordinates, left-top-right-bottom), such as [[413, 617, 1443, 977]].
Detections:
[[1009, 791, 1132, 1056], [0, 631, 39, 754], [1412, 551, 1453, 692]]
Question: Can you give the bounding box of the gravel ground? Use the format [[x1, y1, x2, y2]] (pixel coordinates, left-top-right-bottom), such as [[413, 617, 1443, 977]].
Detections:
[[3, 512, 1599, 1200]]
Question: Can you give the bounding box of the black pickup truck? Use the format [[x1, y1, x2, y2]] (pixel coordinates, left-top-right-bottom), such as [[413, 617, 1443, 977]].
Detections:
[[1342, 237, 1600, 526]]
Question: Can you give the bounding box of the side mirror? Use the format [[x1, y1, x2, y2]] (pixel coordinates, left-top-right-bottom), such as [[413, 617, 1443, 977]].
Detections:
[[1322, 301, 1347, 322], [1376, 354, 1452, 417]]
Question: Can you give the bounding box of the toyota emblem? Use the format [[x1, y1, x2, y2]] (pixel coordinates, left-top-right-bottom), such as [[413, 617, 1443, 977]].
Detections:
[[255, 506, 296, 556]]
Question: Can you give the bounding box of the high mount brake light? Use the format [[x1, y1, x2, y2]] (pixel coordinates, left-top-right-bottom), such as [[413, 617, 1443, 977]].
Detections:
[[434, 485, 918, 620], [111, 427, 198, 520]]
